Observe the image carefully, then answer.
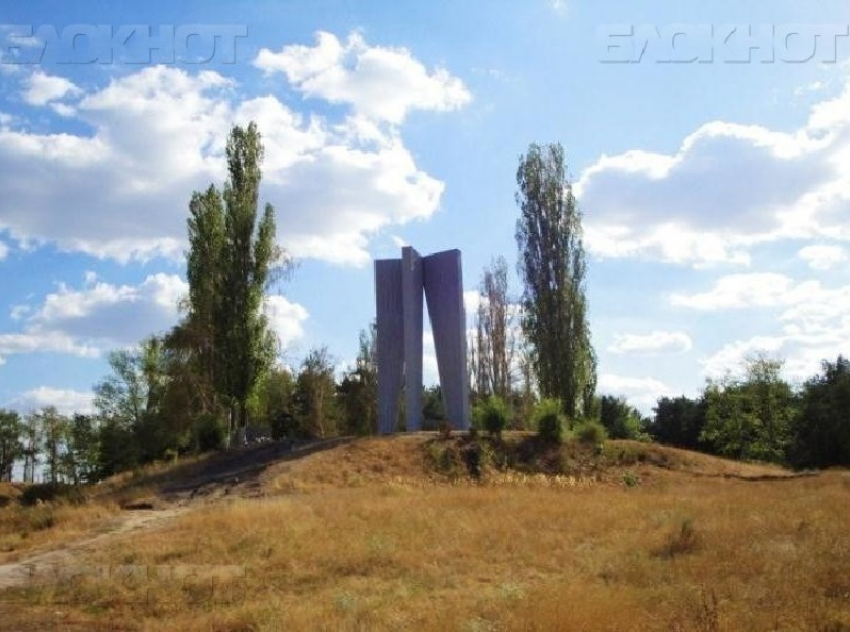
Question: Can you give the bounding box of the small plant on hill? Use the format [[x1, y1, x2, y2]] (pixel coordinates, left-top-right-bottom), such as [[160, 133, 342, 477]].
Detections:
[[477, 396, 510, 438], [575, 420, 607, 446], [655, 518, 700, 558], [534, 398, 565, 444], [621, 470, 641, 488]]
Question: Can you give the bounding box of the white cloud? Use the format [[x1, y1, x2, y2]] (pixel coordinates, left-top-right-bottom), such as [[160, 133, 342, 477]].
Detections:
[[264, 295, 309, 350], [0, 47, 464, 266], [698, 278, 850, 381], [670, 273, 795, 310], [11, 387, 95, 415], [0, 273, 188, 364], [598, 373, 677, 411], [0, 330, 99, 364], [797, 244, 847, 270], [608, 330, 692, 355], [0, 240, 7, 260], [254, 31, 471, 124], [463, 290, 480, 318], [576, 83, 850, 266], [22, 70, 81, 105]]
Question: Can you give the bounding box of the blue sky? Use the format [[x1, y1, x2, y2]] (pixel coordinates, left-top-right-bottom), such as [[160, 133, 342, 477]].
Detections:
[[1, 0, 850, 415]]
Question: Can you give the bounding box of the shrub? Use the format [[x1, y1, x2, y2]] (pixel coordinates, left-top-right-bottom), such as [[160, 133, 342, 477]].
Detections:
[[478, 396, 510, 437], [534, 399, 565, 444], [196, 414, 227, 452], [575, 420, 608, 445], [20, 483, 86, 507]]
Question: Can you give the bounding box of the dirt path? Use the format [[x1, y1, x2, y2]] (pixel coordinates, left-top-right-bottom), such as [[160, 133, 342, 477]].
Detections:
[[0, 507, 186, 590]]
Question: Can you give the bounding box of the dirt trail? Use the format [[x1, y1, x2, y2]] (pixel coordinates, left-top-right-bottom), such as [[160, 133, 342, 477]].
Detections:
[[0, 438, 349, 592], [0, 507, 186, 590]]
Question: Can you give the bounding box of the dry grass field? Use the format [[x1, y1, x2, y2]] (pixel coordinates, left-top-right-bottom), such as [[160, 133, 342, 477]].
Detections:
[[1, 435, 848, 631]]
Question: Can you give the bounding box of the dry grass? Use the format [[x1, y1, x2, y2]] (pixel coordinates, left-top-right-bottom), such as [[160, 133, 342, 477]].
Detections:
[[1, 435, 847, 631], [0, 499, 120, 564]]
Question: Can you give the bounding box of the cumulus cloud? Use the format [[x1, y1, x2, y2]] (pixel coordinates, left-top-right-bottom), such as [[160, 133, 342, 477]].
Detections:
[[254, 31, 471, 124], [22, 70, 81, 105], [10, 386, 95, 415], [608, 330, 692, 355], [264, 294, 309, 349], [797, 244, 847, 270], [598, 373, 677, 411], [576, 83, 850, 266], [670, 273, 795, 310], [0, 240, 7, 260], [0, 273, 187, 364], [697, 275, 850, 381], [0, 35, 467, 266]]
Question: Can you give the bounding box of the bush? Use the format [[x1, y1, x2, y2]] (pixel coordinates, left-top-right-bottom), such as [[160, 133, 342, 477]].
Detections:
[[477, 396, 510, 437], [196, 413, 227, 451], [575, 420, 608, 445], [20, 483, 86, 507], [534, 399, 565, 444]]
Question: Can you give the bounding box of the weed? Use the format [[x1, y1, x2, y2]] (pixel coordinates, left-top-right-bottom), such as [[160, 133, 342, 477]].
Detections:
[[656, 518, 700, 558], [622, 470, 641, 488]]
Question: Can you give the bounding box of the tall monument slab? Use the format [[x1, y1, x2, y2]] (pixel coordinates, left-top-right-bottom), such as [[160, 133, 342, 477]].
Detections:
[[375, 247, 470, 433]]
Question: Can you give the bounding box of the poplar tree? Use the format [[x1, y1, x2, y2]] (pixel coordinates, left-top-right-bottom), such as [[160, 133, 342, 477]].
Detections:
[[186, 123, 284, 439], [515, 142, 596, 418]]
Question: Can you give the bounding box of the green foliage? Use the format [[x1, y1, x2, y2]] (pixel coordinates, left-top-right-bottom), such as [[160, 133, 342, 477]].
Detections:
[[621, 470, 641, 488], [96, 418, 139, 479], [598, 395, 648, 440], [195, 413, 227, 452], [534, 398, 565, 444], [574, 419, 607, 445], [294, 347, 339, 438], [476, 396, 510, 437], [258, 368, 297, 440], [185, 122, 287, 435], [423, 386, 446, 427], [0, 409, 23, 482], [64, 414, 99, 484], [515, 142, 597, 418], [651, 395, 708, 450], [700, 354, 793, 463], [337, 324, 377, 436], [790, 355, 850, 468]]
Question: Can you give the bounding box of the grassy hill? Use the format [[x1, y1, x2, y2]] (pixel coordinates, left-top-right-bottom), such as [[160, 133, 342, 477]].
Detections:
[[0, 434, 847, 631]]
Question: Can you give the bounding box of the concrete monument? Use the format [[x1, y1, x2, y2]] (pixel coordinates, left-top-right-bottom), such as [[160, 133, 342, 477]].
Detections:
[[375, 247, 470, 433]]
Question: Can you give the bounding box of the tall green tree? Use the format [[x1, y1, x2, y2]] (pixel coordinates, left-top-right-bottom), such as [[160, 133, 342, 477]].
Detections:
[[790, 355, 850, 468], [186, 122, 284, 440], [338, 324, 378, 435], [515, 142, 596, 418], [62, 414, 99, 485], [185, 184, 226, 416], [0, 409, 23, 482], [700, 354, 794, 463], [651, 395, 707, 450], [37, 407, 69, 484], [294, 347, 338, 438]]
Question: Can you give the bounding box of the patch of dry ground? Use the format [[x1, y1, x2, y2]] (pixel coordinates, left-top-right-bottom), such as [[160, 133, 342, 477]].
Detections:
[[0, 435, 845, 631]]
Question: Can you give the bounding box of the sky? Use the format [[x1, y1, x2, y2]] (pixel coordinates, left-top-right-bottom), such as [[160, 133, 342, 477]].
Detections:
[[1, 0, 850, 416]]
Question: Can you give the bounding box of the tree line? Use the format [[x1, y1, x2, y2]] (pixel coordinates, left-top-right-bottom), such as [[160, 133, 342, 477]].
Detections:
[[650, 353, 850, 469], [2, 132, 846, 483]]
